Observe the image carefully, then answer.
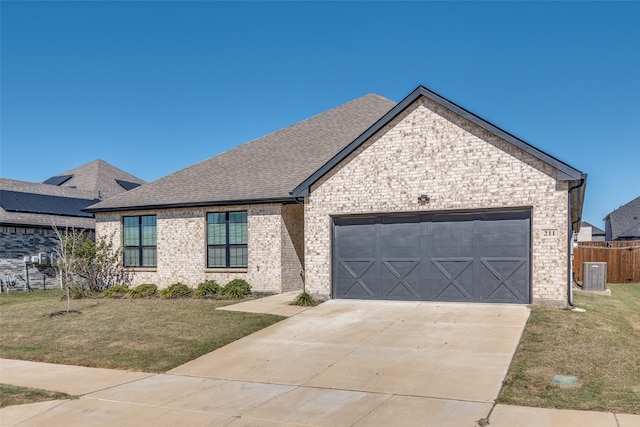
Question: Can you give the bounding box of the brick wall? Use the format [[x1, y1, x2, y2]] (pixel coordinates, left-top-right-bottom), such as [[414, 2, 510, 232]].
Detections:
[[0, 258, 58, 292], [304, 98, 569, 306], [0, 230, 59, 259], [281, 203, 304, 292], [0, 229, 61, 291], [95, 203, 296, 292]]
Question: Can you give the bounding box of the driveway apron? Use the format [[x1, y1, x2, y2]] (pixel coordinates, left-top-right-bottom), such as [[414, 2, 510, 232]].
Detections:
[[5, 300, 530, 426]]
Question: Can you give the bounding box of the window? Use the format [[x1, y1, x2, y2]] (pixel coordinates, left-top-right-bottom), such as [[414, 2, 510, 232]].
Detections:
[[123, 215, 157, 267], [207, 211, 247, 268]]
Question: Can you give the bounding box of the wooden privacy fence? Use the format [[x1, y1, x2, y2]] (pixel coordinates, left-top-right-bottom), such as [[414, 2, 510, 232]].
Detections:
[[577, 241, 638, 248], [573, 244, 640, 283]]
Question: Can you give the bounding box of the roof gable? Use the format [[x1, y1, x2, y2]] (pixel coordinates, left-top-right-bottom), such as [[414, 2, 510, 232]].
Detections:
[[605, 196, 640, 240], [292, 86, 585, 197]]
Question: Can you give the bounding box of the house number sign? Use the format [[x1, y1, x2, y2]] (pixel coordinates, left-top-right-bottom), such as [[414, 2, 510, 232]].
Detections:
[[542, 229, 558, 238]]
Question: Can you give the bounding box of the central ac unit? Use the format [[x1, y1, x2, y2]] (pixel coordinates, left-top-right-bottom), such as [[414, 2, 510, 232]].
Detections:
[[583, 262, 607, 291]]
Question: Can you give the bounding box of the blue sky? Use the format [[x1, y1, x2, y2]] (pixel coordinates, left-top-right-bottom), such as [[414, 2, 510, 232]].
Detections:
[[1, 1, 638, 228]]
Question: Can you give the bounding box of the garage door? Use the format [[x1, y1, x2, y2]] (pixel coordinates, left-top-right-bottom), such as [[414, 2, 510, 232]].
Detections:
[[333, 210, 531, 303]]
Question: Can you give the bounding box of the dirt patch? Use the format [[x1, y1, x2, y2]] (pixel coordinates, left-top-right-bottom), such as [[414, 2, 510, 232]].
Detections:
[[44, 310, 82, 318]]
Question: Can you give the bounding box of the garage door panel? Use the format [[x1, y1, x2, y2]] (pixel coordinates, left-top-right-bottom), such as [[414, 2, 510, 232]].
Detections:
[[335, 260, 377, 298], [380, 219, 421, 258], [333, 210, 531, 303], [380, 259, 422, 299], [335, 219, 376, 258], [430, 258, 474, 301], [430, 219, 474, 256], [477, 258, 528, 303]]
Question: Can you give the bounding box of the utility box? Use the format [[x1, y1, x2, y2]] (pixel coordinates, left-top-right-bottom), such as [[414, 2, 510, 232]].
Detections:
[[583, 262, 607, 291]]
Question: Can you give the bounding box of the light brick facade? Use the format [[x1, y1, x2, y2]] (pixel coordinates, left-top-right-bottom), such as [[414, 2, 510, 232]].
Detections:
[[95, 203, 304, 292], [304, 98, 569, 306]]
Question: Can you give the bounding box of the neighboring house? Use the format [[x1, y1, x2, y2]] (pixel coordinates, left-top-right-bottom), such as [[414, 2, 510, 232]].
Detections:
[[88, 86, 586, 307], [0, 159, 144, 290], [575, 221, 605, 242], [604, 196, 640, 241]]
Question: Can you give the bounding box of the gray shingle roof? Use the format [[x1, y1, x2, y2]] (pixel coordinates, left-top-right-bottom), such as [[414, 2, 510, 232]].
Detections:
[[87, 94, 396, 212], [605, 196, 640, 240], [580, 221, 605, 235], [44, 159, 146, 200], [1, 160, 145, 229]]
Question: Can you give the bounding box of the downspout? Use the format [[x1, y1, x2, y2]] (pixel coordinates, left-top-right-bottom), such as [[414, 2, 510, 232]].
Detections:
[[292, 194, 306, 291], [567, 178, 585, 307]]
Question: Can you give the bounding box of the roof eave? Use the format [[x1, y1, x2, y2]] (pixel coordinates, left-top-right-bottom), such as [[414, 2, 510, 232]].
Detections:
[[85, 196, 298, 213], [570, 174, 588, 233], [292, 85, 584, 197]]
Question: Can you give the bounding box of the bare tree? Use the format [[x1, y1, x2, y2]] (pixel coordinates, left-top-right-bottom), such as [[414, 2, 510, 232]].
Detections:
[[52, 226, 133, 310], [52, 225, 86, 312]]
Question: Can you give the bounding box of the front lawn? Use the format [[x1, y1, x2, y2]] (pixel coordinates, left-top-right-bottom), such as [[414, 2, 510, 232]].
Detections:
[[0, 290, 284, 372], [498, 283, 640, 414]]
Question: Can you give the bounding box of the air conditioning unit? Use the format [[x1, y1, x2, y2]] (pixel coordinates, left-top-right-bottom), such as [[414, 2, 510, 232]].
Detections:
[[583, 262, 607, 291], [38, 252, 49, 265]]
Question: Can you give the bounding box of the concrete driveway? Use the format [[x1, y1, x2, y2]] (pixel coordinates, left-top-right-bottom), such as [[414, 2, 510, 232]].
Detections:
[[3, 299, 530, 426]]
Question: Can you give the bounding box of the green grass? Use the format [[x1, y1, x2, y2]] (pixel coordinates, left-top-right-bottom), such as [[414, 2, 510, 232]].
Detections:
[[0, 290, 284, 372], [498, 283, 640, 414], [0, 383, 74, 408]]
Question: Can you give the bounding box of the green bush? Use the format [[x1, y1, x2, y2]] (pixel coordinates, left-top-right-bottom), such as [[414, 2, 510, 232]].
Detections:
[[221, 279, 252, 299], [102, 284, 130, 298], [194, 280, 220, 298], [292, 291, 317, 306], [69, 285, 89, 300], [160, 282, 192, 299], [127, 283, 158, 298]]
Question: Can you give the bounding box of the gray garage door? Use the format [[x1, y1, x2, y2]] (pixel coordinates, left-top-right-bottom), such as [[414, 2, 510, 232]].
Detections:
[[333, 210, 531, 303]]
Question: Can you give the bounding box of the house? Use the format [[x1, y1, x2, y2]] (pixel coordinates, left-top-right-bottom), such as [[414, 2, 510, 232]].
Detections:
[[0, 159, 144, 290], [575, 221, 605, 242], [87, 86, 586, 307], [604, 196, 640, 241]]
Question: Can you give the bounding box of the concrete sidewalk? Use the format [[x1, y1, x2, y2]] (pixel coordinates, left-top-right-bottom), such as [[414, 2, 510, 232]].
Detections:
[[216, 291, 312, 317], [1, 293, 639, 426], [2, 366, 637, 427]]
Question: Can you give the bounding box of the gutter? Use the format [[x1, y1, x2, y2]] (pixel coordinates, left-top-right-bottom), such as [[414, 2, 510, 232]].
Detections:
[[567, 178, 586, 307], [84, 196, 298, 214]]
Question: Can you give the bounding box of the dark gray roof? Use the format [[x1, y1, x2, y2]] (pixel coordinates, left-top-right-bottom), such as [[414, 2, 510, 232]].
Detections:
[[605, 196, 640, 240], [87, 94, 396, 212], [618, 223, 640, 239], [0, 178, 97, 228], [0, 190, 99, 218], [1, 160, 145, 229], [293, 86, 585, 197]]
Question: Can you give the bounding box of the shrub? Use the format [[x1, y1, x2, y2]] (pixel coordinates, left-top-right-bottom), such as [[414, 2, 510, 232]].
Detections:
[[292, 291, 317, 306], [221, 279, 252, 299], [69, 285, 89, 300], [160, 282, 192, 299], [194, 280, 220, 298], [102, 284, 130, 298], [127, 283, 158, 298]]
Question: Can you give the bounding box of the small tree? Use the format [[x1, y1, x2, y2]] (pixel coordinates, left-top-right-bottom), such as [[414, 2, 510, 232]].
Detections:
[[52, 226, 87, 312], [53, 226, 133, 310]]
